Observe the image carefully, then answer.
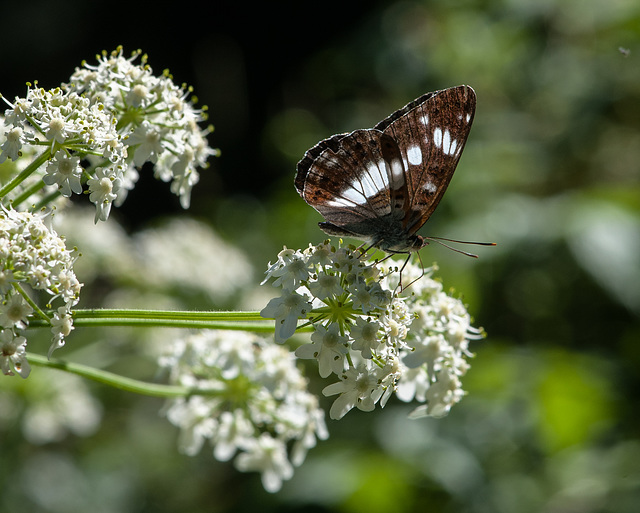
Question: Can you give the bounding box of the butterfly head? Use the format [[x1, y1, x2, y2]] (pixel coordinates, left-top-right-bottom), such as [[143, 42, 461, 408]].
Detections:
[[318, 219, 428, 254], [375, 233, 427, 254]]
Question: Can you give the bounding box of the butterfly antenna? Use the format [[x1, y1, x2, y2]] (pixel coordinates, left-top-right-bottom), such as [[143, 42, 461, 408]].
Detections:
[[425, 236, 496, 258]]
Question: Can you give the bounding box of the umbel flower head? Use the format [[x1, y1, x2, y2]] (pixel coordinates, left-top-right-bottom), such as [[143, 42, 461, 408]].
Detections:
[[0, 207, 82, 377], [0, 47, 218, 221], [261, 241, 485, 420], [65, 47, 219, 209], [0, 86, 127, 221], [159, 330, 328, 493]]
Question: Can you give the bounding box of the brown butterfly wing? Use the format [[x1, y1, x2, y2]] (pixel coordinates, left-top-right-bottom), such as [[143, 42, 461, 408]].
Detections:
[[295, 85, 476, 251], [295, 129, 406, 241], [375, 85, 476, 235]]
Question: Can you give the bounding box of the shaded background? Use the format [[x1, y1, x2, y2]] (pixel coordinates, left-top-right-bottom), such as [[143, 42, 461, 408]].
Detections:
[[1, 1, 639, 512]]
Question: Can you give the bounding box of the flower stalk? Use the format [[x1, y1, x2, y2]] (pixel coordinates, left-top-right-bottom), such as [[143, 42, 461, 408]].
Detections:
[[27, 352, 212, 397], [0, 149, 49, 198], [27, 308, 275, 331]]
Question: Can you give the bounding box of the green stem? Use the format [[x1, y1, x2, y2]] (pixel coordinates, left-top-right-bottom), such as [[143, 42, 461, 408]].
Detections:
[[25, 308, 314, 333], [14, 283, 51, 323], [0, 149, 50, 200], [10, 179, 47, 208], [70, 318, 276, 330], [27, 352, 223, 398], [26, 308, 279, 332], [73, 309, 266, 320]]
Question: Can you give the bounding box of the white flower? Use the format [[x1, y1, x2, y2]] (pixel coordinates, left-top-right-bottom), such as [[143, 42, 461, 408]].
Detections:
[[87, 167, 121, 222], [43, 150, 82, 197], [49, 306, 74, 357], [45, 116, 68, 144], [261, 247, 309, 290], [350, 317, 381, 359], [64, 47, 218, 210], [159, 330, 327, 493], [306, 241, 334, 266], [263, 241, 485, 420], [295, 323, 348, 378], [131, 217, 253, 301], [0, 291, 33, 329], [169, 165, 199, 209], [3, 97, 32, 125], [28, 264, 52, 290], [21, 372, 103, 443], [127, 121, 164, 166], [0, 85, 128, 213], [260, 290, 312, 343], [270, 251, 310, 291], [1, 47, 216, 219], [403, 335, 447, 371], [323, 363, 384, 420], [125, 83, 150, 107], [0, 126, 24, 162], [379, 298, 412, 348], [307, 271, 344, 299], [235, 434, 294, 493], [53, 269, 82, 305], [113, 163, 139, 207], [0, 269, 15, 294], [212, 410, 256, 461], [348, 279, 377, 313], [0, 328, 30, 377], [166, 396, 218, 456], [0, 208, 81, 358], [408, 369, 464, 419], [290, 397, 329, 466]]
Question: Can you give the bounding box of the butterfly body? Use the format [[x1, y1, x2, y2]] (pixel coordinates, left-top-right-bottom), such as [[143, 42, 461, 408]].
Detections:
[[295, 85, 476, 254]]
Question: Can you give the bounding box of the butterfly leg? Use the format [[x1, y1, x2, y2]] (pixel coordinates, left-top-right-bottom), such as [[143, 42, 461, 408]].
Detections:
[[400, 251, 426, 292], [356, 241, 373, 258]]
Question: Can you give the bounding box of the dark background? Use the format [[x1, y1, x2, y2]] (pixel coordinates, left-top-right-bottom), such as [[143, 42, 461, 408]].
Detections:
[[1, 1, 639, 512], [3, 1, 392, 227]]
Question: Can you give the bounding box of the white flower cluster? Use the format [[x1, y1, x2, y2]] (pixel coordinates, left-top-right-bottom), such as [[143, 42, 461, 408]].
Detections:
[[54, 211, 254, 304], [159, 330, 328, 493], [1, 86, 128, 221], [66, 47, 218, 209], [0, 208, 82, 377], [386, 262, 485, 419], [0, 47, 217, 221], [261, 241, 484, 420]]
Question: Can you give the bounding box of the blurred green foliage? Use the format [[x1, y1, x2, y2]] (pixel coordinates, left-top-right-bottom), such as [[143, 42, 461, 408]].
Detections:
[[1, 0, 639, 512]]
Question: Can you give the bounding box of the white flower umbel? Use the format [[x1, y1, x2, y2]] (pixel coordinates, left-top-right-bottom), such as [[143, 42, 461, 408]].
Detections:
[[0, 47, 217, 220], [383, 262, 485, 419], [0, 86, 126, 220], [159, 330, 328, 493], [261, 241, 485, 420], [20, 372, 103, 443], [0, 208, 82, 372], [66, 47, 219, 209]]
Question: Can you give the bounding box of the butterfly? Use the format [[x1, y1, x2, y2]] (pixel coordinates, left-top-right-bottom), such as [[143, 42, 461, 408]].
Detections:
[[295, 85, 485, 256]]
